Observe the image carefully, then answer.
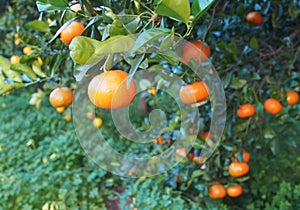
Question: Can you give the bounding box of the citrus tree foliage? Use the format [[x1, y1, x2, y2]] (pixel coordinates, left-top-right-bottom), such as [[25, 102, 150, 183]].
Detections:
[[0, 0, 300, 209]]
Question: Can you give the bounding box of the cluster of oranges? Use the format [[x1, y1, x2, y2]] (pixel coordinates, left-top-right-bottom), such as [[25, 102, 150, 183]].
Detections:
[[86, 111, 103, 128], [209, 149, 250, 199], [209, 182, 243, 199], [10, 45, 43, 66], [237, 91, 299, 118], [153, 136, 171, 145], [48, 86, 103, 127]]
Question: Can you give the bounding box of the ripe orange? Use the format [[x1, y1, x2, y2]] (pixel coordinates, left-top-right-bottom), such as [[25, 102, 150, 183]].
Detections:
[[286, 91, 299, 105], [60, 21, 85, 44], [179, 81, 209, 104], [200, 132, 211, 142], [246, 11, 264, 26], [234, 149, 250, 163], [10, 55, 20, 64], [227, 184, 243, 198], [192, 156, 205, 165], [158, 136, 163, 145], [229, 162, 249, 178], [209, 183, 226, 199], [37, 57, 44, 66], [93, 117, 103, 128], [189, 152, 194, 160], [88, 70, 136, 109], [49, 87, 73, 108], [23, 46, 32, 55], [56, 107, 65, 113], [237, 104, 256, 118], [14, 38, 22, 45], [264, 98, 282, 114], [180, 41, 211, 64]]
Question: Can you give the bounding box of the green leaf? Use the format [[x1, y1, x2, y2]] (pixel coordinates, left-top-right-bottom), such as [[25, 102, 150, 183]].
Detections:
[[250, 37, 259, 49], [233, 120, 249, 132], [36, 0, 68, 11], [95, 35, 136, 55], [156, 51, 179, 65], [32, 61, 46, 78], [131, 28, 171, 52], [0, 83, 24, 95], [118, 15, 141, 33], [230, 77, 247, 89], [263, 127, 276, 139], [10, 63, 37, 80], [109, 18, 130, 36], [193, 139, 204, 149], [155, 0, 190, 23], [229, 40, 238, 54], [25, 20, 50, 33], [160, 34, 175, 51], [0, 56, 10, 70], [191, 0, 215, 24], [2, 69, 23, 83], [0, 56, 23, 83], [127, 54, 145, 87], [69, 36, 103, 65]]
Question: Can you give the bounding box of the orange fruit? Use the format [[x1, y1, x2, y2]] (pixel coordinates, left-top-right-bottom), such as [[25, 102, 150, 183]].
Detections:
[[64, 114, 72, 121], [179, 81, 209, 104], [264, 98, 282, 114], [47, 18, 53, 24], [175, 175, 185, 184], [234, 149, 250, 163], [60, 21, 85, 44], [88, 70, 136, 109], [10, 55, 20, 64], [147, 87, 157, 96], [246, 11, 264, 26], [200, 132, 211, 142], [227, 184, 243, 198], [23, 46, 32, 55], [14, 38, 22, 45], [192, 156, 205, 165], [237, 104, 256, 118], [229, 162, 249, 178], [189, 152, 194, 160], [93, 117, 103, 128], [70, 3, 86, 12], [209, 183, 226, 199], [37, 57, 44, 66], [86, 112, 95, 119], [56, 107, 65, 113], [176, 147, 187, 157], [286, 91, 299, 105], [180, 41, 211, 64], [49, 87, 73, 108], [158, 136, 163, 145]]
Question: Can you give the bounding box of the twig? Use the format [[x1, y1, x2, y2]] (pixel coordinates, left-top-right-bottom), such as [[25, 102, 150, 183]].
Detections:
[[203, 0, 220, 42]]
